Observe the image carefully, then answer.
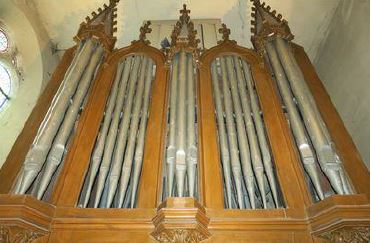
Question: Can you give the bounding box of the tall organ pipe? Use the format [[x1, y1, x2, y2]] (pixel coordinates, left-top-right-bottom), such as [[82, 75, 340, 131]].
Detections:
[[286, 46, 353, 194], [35, 45, 104, 199], [14, 39, 96, 194], [211, 62, 233, 208], [224, 56, 259, 209], [175, 51, 187, 197], [107, 56, 142, 208], [130, 60, 154, 208], [186, 54, 197, 197], [92, 56, 138, 208], [219, 57, 246, 209], [274, 38, 351, 195], [240, 59, 280, 206], [78, 59, 128, 207], [264, 42, 325, 200], [113, 57, 149, 208], [166, 55, 179, 197]]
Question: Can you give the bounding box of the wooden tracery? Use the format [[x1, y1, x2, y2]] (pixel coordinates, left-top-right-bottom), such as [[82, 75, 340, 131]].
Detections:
[[0, 2, 369, 243]]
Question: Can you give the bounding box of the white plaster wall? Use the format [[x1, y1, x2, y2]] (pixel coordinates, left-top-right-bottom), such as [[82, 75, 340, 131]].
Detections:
[[314, 0, 370, 168], [32, 0, 339, 61], [0, 0, 58, 168]]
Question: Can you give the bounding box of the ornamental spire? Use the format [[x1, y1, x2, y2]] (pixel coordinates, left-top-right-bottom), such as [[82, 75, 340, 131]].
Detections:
[[165, 4, 201, 65], [250, 0, 294, 55], [74, 0, 120, 52]]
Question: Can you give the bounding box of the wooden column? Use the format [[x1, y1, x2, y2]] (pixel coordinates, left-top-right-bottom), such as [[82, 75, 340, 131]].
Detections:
[[197, 63, 224, 209]]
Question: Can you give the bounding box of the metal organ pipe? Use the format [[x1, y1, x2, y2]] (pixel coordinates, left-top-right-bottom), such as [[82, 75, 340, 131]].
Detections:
[[92, 56, 139, 208], [265, 42, 325, 200], [211, 63, 233, 208], [274, 38, 352, 195], [186, 55, 197, 198], [114, 57, 149, 208], [130, 60, 154, 208], [109, 55, 143, 208], [35, 45, 104, 199], [175, 51, 187, 197], [241, 60, 280, 206], [166, 55, 179, 197], [78, 60, 125, 208], [219, 57, 246, 209], [224, 56, 260, 209], [14, 39, 97, 195]]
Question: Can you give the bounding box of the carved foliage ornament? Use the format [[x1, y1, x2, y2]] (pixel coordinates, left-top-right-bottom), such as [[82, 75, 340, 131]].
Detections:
[[217, 23, 237, 45], [319, 226, 370, 243], [131, 21, 152, 45], [153, 229, 208, 243], [0, 225, 44, 243]]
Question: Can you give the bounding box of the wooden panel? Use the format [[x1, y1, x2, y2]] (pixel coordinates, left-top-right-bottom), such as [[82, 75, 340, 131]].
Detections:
[[136, 49, 168, 208], [0, 47, 76, 194], [51, 41, 166, 207], [292, 44, 370, 197], [199, 40, 311, 215]]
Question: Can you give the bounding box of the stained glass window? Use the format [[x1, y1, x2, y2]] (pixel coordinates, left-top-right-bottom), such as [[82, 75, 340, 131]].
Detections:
[[0, 30, 8, 52], [0, 64, 11, 108]]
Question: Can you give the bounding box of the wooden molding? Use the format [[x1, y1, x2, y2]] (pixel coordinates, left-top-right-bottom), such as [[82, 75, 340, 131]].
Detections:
[[151, 198, 211, 243]]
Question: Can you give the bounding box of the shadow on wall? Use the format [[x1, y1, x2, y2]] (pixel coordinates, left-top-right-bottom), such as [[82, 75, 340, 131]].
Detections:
[[313, 0, 370, 168], [0, 0, 58, 168], [222, 0, 251, 48]]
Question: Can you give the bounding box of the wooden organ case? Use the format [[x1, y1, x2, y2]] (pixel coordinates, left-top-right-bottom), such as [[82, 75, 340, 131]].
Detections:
[[0, 1, 369, 242]]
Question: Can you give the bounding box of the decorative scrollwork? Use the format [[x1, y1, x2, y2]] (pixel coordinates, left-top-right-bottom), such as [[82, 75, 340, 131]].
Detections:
[[319, 226, 370, 243], [153, 229, 208, 243], [0, 225, 44, 243]]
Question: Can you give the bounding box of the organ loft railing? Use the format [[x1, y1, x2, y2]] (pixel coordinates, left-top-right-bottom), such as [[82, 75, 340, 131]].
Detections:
[[0, 1, 369, 243]]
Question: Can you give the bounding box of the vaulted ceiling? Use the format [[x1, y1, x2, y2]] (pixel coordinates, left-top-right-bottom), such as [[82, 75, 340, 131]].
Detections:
[[31, 0, 340, 61]]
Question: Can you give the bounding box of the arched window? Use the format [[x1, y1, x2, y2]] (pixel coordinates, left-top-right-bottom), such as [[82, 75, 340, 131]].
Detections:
[[0, 64, 11, 108], [0, 29, 9, 52], [0, 27, 21, 111]]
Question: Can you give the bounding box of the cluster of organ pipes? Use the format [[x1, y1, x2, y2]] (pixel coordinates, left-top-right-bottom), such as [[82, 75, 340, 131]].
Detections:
[[163, 51, 198, 199], [211, 55, 281, 209], [264, 38, 354, 200], [78, 55, 155, 208], [12, 39, 104, 200]]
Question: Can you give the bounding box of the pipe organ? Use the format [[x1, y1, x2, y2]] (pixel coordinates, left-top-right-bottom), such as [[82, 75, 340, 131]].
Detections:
[[0, 1, 369, 242]]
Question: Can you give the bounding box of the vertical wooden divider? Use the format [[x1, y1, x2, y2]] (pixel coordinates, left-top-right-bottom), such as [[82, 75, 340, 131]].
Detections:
[[197, 63, 225, 209], [136, 55, 168, 208]]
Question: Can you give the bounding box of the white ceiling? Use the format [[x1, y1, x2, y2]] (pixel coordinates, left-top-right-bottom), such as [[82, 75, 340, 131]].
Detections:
[[32, 0, 340, 61]]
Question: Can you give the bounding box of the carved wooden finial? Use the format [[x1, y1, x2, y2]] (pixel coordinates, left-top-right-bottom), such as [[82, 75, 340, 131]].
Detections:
[[218, 23, 236, 44], [179, 4, 191, 23], [180, 4, 190, 16], [139, 21, 152, 42], [219, 23, 231, 41]]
